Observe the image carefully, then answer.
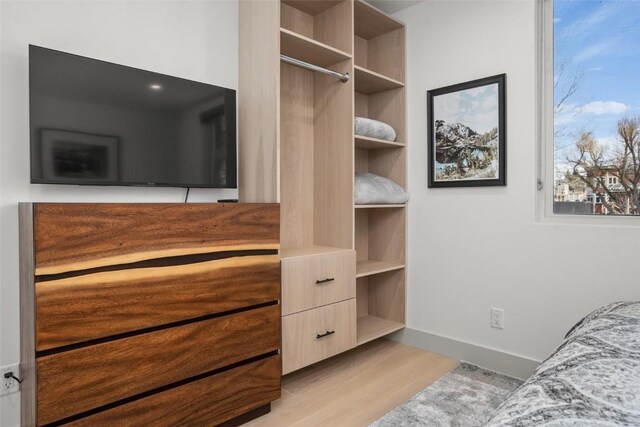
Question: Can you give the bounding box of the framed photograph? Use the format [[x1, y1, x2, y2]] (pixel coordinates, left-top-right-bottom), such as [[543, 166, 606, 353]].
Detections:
[[427, 74, 506, 187], [40, 129, 120, 183]]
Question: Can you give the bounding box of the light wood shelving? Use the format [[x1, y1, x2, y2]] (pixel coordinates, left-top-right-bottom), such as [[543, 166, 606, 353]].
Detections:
[[355, 205, 406, 345], [281, 0, 342, 16], [356, 260, 404, 278], [281, 28, 352, 67], [357, 315, 405, 345], [354, 65, 403, 95], [354, 1, 405, 81], [355, 135, 405, 150], [281, 0, 353, 55], [240, 0, 406, 374], [355, 204, 405, 209], [281, 245, 353, 260], [354, 0, 404, 38], [354, 2, 407, 347]]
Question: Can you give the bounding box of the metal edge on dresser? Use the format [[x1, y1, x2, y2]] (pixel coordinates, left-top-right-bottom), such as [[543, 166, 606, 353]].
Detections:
[[19, 202, 37, 426]]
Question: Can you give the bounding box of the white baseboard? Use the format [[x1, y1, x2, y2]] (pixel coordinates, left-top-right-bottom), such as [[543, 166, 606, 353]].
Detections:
[[389, 327, 541, 380]]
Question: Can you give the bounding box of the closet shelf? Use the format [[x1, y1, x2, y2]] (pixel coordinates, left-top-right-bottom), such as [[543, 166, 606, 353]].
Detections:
[[280, 28, 352, 68], [355, 204, 406, 209], [356, 260, 404, 278], [354, 135, 405, 150], [280, 245, 352, 260], [357, 315, 405, 345], [354, 65, 404, 95], [354, 0, 404, 40], [281, 0, 341, 15]]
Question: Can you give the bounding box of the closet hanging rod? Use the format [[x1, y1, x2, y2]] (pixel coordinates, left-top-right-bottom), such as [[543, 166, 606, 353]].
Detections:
[[280, 55, 350, 83]]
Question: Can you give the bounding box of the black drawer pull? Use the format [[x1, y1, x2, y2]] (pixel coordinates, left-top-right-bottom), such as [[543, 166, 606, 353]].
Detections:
[[316, 330, 335, 339], [316, 278, 335, 284]]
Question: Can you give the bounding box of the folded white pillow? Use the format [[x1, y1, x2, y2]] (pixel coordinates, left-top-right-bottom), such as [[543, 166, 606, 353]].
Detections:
[[355, 172, 409, 205], [354, 117, 396, 142]]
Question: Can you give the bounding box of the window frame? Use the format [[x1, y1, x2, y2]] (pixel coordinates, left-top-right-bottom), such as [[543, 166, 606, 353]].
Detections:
[[536, 0, 640, 227]]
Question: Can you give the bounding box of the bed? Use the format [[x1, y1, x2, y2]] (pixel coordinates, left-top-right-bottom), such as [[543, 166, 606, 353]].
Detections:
[[486, 301, 640, 426]]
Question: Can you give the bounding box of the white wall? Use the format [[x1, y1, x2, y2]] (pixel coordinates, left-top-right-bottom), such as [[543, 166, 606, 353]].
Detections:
[[0, 1, 237, 425], [394, 0, 640, 368]]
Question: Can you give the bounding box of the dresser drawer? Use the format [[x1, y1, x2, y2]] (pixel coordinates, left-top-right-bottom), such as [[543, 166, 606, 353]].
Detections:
[[67, 355, 281, 427], [282, 299, 356, 374], [282, 250, 355, 315], [36, 305, 280, 426], [35, 254, 280, 351]]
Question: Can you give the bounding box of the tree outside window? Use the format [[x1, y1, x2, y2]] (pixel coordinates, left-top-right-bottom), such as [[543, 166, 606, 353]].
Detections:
[[553, 0, 640, 216]]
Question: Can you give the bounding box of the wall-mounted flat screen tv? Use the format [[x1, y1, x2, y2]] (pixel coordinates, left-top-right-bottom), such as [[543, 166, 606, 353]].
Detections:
[[29, 45, 237, 188]]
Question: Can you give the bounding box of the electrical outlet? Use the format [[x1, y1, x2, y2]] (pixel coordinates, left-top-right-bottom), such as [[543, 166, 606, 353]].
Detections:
[[1, 364, 21, 396], [491, 308, 504, 329]]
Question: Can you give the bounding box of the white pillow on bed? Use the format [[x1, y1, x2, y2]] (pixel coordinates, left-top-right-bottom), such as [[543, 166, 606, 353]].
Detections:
[[355, 172, 409, 205], [354, 117, 397, 142]]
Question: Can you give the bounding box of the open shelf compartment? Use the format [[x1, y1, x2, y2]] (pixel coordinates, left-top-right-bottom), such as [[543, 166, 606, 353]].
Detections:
[[357, 315, 404, 345], [354, 135, 405, 150], [356, 260, 404, 278], [281, 28, 351, 68], [356, 269, 405, 345], [354, 0, 404, 40], [355, 145, 406, 189], [355, 88, 405, 148], [355, 203, 406, 344], [354, 65, 404, 95], [353, 0, 405, 83], [281, 0, 353, 57], [355, 208, 405, 269], [279, 56, 354, 255]]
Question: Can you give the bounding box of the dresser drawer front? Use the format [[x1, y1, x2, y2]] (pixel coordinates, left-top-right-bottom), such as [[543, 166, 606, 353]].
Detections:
[[282, 250, 355, 315], [36, 305, 280, 426], [66, 355, 281, 427], [33, 203, 280, 276], [282, 299, 356, 374], [35, 254, 280, 351]]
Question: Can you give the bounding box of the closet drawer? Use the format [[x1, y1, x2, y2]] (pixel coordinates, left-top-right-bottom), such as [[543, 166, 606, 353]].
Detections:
[[282, 299, 356, 374], [282, 250, 355, 315]]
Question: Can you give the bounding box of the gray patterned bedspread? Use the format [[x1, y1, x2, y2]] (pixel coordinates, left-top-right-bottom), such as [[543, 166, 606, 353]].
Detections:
[[486, 301, 640, 426]]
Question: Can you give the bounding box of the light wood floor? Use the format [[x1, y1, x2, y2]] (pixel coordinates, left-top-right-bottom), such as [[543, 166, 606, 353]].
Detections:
[[246, 339, 458, 427]]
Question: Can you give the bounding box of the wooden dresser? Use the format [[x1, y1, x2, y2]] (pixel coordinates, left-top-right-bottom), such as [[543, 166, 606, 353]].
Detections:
[[19, 203, 281, 427]]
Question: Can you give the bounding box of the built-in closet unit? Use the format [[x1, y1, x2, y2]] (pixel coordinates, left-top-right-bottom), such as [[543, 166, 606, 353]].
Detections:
[[239, 0, 406, 375]]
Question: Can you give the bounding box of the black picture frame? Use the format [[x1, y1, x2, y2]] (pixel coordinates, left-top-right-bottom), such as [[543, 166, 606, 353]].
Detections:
[[427, 74, 506, 188]]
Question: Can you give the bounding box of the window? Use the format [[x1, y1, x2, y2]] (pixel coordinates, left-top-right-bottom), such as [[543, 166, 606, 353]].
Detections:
[[545, 0, 640, 216]]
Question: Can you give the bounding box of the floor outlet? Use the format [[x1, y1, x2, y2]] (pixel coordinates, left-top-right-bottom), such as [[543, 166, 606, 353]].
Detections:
[[491, 308, 504, 329], [1, 364, 21, 396]]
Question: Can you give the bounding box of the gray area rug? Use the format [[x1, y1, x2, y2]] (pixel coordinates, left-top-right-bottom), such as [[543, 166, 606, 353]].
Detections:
[[370, 362, 523, 427]]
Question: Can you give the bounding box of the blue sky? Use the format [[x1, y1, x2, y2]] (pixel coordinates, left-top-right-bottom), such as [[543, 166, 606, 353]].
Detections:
[[554, 0, 640, 168], [434, 84, 498, 134]]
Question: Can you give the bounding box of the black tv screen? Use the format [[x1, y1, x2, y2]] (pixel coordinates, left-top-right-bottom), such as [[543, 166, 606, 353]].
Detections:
[[29, 45, 237, 188]]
